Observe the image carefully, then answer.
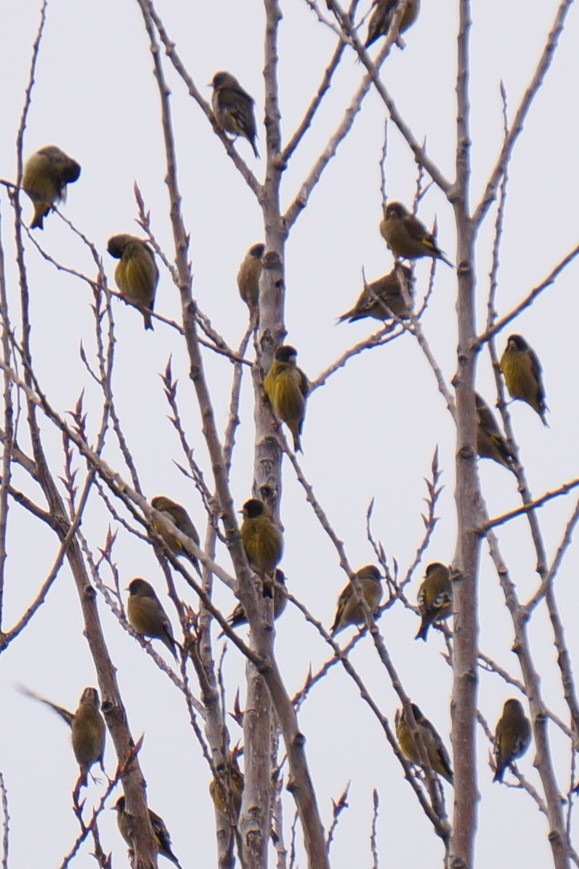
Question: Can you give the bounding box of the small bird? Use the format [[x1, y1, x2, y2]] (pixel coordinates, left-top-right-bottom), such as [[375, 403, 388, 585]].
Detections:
[[107, 234, 159, 330], [500, 334, 548, 426], [240, 499, 283, 580], [209, 752, 244, 823], [380, 202, 452, 267], [493, 698, 531, 783], [263, 345, 310, 452], [395, 702, 453, 785], [19, 685, 105, 786], [150, 495, 201, 570], [22, 145, 81, 229], [475, 393, 516, 472], [415, 562, 452, 641], [331, 565, 383, 635], [365, 0, 421, 48], [237, 242, 265, 313], [126, 578, 178, 660], [211, 71, 259, 158], [338, 265, 414, 323], [113, 796, 182, 867], [221, 568, 287, 635]]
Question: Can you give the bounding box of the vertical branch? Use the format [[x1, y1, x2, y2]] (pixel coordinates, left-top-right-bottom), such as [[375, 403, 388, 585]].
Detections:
[[0, 208, 12, 622]]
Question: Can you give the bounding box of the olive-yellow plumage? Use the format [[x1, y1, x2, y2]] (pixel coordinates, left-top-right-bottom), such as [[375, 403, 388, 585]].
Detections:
[[395, 703, 453, 785], [263, 345, 310, 452], [415, 562, 452, 641], [493, 698, 531, 783], [500, 334, 548, 426], [380, 202, 452, 267], [476, 393, 516, 472], [209, 753, 244, 823], [151, 496, 200, 569], [22, 145, 81, 229], [331, 565, 383, 635], [338, 265, 414, 323], [107, 234, 158, 330], [237, 243, 265, 311], [240, 499, 283, 577], [127, 578, 177, 659], [114, 796, 182, 867], [365, 0, 421, 47], [211, 71, 259, 158]]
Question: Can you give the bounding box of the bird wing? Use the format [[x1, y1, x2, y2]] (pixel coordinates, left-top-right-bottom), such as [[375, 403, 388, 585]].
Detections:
[[17, 685, 74, 728]]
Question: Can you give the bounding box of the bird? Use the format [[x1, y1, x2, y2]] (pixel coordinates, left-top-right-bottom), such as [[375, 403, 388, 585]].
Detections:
[[209, 752, 244, 823], [365, 0, 421, 48], [380, 202, 452, 267], [221, 568, 287, 635], [415, 562, 453, 641], [475, 393, 516, 472], [240, 499, 283, 581], [22, 145, 81, 229], [150, 495, 201, 570], [263, 345, 310, 452], [237, 242, 265, 313], [331, 565, 383, 635], [211, 71, 259, 158], [500, 334, 548, 426], [19, 685, 105, 786], [113, 796, 182, 867], [107, 234, 159, 330], [395, 702, 453, 785], [126, 578, 178, 659], [493, 698, 531, 783], [338, 265, 414, 323]]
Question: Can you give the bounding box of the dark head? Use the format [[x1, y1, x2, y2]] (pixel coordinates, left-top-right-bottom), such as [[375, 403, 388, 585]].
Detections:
[[504, 698, 524, 715], [410, 703, 423, 721], [274, 568, 286, 586], [385, 202, 407, 220], [426, 562, 446, 575], [61, 160, 81, 183], [507, 334, 528, 351], [107, 234, 134, 259], [242, 498, 265, 519], [128, 577, 155, 597], [274, 345, 298, 364], [113, 796, 125, 812], [79, 687, 99, 707], [249, 242, 265, 259], [151, 495, 175, 512], [212, 71, 237, 90], [357, 565, 381, 582]]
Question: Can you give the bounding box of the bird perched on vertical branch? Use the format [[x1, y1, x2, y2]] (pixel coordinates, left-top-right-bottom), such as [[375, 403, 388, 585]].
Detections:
[[415, 562, 452, 641], [19, 685, 106, 786], [150, 495, 201, 571], [395, 702, 453, 785], [107, 234, 159, 330], [330, 565, 383, 635], [493, 698, 531, 783], [211, 71, 259, 158], [263, 345, 310, 452], [500, 334, 548, 426], [221, 568, 287, 635], [380, 202, 452, 267], [240, 499, 283, 583], [113, 796, 183, 867], [22, 145, 81, 229], [365, 0, 421, 48], [338, 265, 414, 323], [475, 393, 516, 472], [237, 242, 265, 314], [209, 750, 244, 824], [126, 578, 178, 660]]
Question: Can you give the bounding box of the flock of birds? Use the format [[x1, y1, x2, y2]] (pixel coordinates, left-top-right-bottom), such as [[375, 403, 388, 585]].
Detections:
[[15, 0, 543, 861]]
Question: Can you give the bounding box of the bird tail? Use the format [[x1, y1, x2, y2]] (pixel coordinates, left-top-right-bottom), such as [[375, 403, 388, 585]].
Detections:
[[414, 621, 429, 641]]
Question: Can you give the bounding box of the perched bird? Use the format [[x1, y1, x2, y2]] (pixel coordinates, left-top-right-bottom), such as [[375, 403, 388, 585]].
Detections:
[[107, 234, 158, 330], [338, 265, 414, 323], [415, 562, 452, 641], [395, 702, 453, 785], [211, 71, 259, 158], [209, 752, 244, 823], [151, 495, 201, 570], [331, 565, 383, 635], [113, 796, 182, 867], [380, 202, 452, 267], [240, 499, 283, 579], [476, 393, 516, 472], [237, 242, 265, 312], [22, 145, 81, 229], [126, 578, 178, 660], [263, 345, 310, 452], [19, 685, 105, 786], [365, 0, 420, 48], [500, 334, 548, 426], [493, 698, 531, 783], [221, 568, 287, 635]]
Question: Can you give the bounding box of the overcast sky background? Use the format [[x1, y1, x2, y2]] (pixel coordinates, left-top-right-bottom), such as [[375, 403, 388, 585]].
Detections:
[[1, 1, 579, 866]]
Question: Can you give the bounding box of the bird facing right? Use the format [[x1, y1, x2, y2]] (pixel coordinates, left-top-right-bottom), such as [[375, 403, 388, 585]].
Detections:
[[263, 345, 310, 452], [150, 495, 201, 569], [126, 578, 178, 659], [380, 201, 452, 267], [331, 565, 383, 635], [113, 796, 182, 867], [475, 393, 516, 472], [107, 234, 159, 330], [22, 145, 81, 229], [211, 71, 259, 158], [395, 702, 453, 785], [500, 334, 548, 425], [237, 242, 265, 312], [493, 698, 531, 783], [365, 0, 421, 48]]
